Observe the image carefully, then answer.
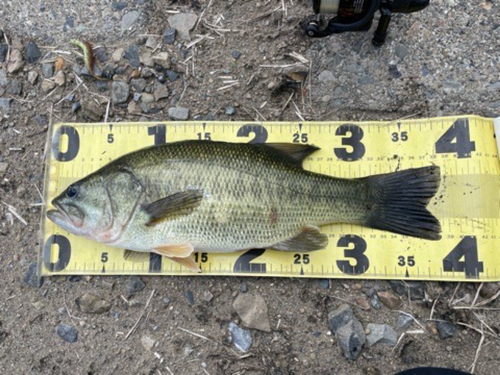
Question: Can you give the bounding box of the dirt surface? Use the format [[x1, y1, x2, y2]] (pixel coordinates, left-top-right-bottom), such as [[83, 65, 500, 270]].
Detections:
[[1, 0, 500, 374]]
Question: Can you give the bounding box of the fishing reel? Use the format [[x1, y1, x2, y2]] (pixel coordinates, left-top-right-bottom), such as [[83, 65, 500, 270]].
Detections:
[[303, 0, 430, 46]]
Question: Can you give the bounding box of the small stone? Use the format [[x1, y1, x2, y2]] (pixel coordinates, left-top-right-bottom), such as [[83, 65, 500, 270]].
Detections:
[[395, 43, 409, 60], [479, 282, 500, 298], [397, 314, 413, 330], [388, 281, 424, 300], [81, 98, 103, 121], [284, 64, 308, 82], [233, 293, 271, 332], [42, 63, 55, 78], [357, 74, 374, 85], [7, 49, 24, 73], [56, 324, 78, 343], [355, 296, 370, 311], [240, 282, 248, 293], [0, 70, 6, 86], [139, 51, 154, 67], [23, 263, 43, 288], [168, 106, 189, 120], [6, 80, 22, 95], [54, 71, 66, 86], [166, 70, 179, 82], [41, 79, 55, 92], [377, 290, 401, 309], [389, 65, 402, 79], [78, 293, 111, 314], [102, 280, 114, 290], [152, 52, 171, 69], [69, 276, 82, 283], [141, 335, 156, 351], [366, 324, 397, 347], [153, 83, 169, 101], [141, 93, 155, 103], [231, 50, 242, 60], [225, 106, 235, 115], [112, 1, 128, 11], [145, 36, 158, 49], [121, 10, 140, 32], [337, 319, 366, 360], [28, 71, 38, 85], [229, 322, 252, 352], [124, 45, 140, 68], [133, 92, 142, 101], [436, 321, 457, 340], [126, 276, 145, 295], [127, 100, 141, 114], [34, 114, 47, 126], [328, 304, 354, 333], [371, 294, 382, 310], [97, 80, 108, 92], [130, 78, 147, 92], [202, 290, 214, 302], [58, 307, 68, 315], [163, 28, 176, 44], [71, 101, 81, 113], [0, 44, 8, 63], [168, 13, 198, 40], [112, 48, 124, 63], [111, 81, 130, 103], [0, 162, 8, 173], [318, 70, 335, 82], [25, 41, 41, 63], [184, 290, 195, 305], [32, 300, 46, 310]]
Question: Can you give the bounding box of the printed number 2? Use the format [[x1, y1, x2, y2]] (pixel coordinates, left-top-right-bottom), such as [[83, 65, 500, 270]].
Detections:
[[435, 118, 475, 158], [336, 235, 369, 275], [443, 236, 483, 278], [294, 254, 310, 264]]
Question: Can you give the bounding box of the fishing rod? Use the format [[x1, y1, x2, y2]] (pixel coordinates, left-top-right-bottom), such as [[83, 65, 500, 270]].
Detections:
[[303, 0, 430, 46]]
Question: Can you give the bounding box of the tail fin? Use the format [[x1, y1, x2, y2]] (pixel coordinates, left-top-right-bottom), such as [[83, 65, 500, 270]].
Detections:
[[364, 166, 441, 240]]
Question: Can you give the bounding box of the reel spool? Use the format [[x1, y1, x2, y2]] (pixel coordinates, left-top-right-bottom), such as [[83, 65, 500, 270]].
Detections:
[[304, 0, 430, 46]]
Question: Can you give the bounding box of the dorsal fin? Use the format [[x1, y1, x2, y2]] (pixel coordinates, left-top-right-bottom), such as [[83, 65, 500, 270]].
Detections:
[[263, 143, 320, 165]]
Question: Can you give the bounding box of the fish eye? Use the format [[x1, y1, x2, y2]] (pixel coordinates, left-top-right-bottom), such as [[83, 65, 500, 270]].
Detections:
[[66, 184, 79, 198]]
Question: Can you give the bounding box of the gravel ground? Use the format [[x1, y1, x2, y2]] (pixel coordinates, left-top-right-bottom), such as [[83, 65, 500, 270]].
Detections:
[[0, 0, 499, 374]]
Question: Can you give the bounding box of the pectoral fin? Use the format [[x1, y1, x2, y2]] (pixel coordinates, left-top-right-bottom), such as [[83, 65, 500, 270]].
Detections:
[[143, 190, 203, 226], [152, 243, 194, 258], [270, 225, 328, 252], [169, 255, 201, 273]]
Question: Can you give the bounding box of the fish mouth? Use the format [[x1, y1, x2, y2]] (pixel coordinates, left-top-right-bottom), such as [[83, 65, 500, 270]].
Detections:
[[47, 201, 84, 229]]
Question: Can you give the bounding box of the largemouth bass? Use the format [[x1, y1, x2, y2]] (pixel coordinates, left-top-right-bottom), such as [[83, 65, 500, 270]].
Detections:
[[47, 140, 441, 272]]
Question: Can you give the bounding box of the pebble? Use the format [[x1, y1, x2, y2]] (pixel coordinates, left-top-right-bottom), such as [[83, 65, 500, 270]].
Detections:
[[229, 322, 252, 352], [318, 70, 335, 83], [231, 50, 242, 60], [225, 106, 235, 115], [6, 80, 22, 95], [437, 321, 457, 340], [126, 276, 146, 295], [166, 70, 179, 82], [139, 52, 154, 67], [32, 300, 46, 310], [141, 335, 156, 351], [395, 43, 409, 60], [56, 324, 78, 343], [7, 49, 24, 73], [0, 162, 9, 173], [152, 52, 171, 69], [328, 304, 355, 333], [141, 93, 155, 103], [112, 81, 130, 103], [479, 282, 500, 298], [112, 1, 128, 11], [23, 263, 44, 288], [41, 79, 56, 92], [240, 282, 248, 293], [28, 71, 38, 85], [389, 65, 402, 79], [0, 44, 7, 63], [377, 290, 401, 309], [124, 45, 140, 68], [25, 41, 41, 63], [397, 314, 414, 330], [54, 71, 66, 86], [78, 293, 111, 314], [202, 290, 214, 302], [163, 28, 176, 44], [127, 101, 141, 114], [284, 64, 309, 82], [133, 92, 142, 101], [71, 101, 81, 113], [168, 106, 190, 120], [337, 319, 366, 361], [112, 48, 124, 63], [121, 10, 141, 32], [371, 294, 382, 310], [389, 281, 425, 300], [233, 293, 271, 332], [168, 13, 198, 40], [42, 63, 55, 78], [355, 296, 370, 311], [131, 79, 147, 93], [97, 80, 108, 92], [184, 290, 195, 305], [153, 83, 169, 101], [145, 36, 158, 49], [81, 98, 103, 120], [366, 324, 397, 347], [0, 69, 6, 86]]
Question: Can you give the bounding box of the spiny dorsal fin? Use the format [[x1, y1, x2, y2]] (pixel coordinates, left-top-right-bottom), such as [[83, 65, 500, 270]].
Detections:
[[264, 143, 320, 165], [143, 190, 203, 226], [270, 225, 328, 252]]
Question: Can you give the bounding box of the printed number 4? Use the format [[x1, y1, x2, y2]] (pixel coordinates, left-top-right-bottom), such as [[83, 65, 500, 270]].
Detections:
[[443, 236, 484, 278]]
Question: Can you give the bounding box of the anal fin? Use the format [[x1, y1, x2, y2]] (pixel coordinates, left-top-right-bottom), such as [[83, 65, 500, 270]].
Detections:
[[270, 225, 328, 252]]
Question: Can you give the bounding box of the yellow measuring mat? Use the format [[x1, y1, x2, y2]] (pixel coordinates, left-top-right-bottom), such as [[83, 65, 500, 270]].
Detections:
[[39, 115, 500, 281]]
